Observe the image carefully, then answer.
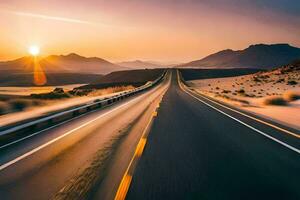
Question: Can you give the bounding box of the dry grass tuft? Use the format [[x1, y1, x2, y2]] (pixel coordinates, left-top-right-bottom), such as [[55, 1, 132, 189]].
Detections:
[[263, 96, 287, 106], [9, 99, 33, 111], [88, 85, 135, 97], [283, 91, 300, 102], [8, 99, 43, 111]]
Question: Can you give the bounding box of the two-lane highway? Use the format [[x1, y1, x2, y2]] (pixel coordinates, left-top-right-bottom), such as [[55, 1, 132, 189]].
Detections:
[[0, 71, 170, 200], [1, 69, 299, 200], [126, 70, 300, 200]]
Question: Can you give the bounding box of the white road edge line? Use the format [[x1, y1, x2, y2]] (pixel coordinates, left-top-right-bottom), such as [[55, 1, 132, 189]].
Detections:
[[0, 89, 157, 171], [0, 109, 98, 150], [177, 71, 300, 155]]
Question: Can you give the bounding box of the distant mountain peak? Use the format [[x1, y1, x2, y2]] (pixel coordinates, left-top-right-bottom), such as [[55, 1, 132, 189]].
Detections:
[[182, 43, 300, 69], [117, 60, 164, 69], [220, 49, 234, 52], [64, 53, 85, 59]]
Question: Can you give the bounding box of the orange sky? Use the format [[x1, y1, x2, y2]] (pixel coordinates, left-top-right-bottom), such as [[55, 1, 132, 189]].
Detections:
[[0, 0, 299, 62]]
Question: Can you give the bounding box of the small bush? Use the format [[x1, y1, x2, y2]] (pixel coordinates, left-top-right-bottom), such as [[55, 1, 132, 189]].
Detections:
[[88, 85, 135, 96], [276, 78, 284, 83], [283, 91, 300, 101], [222, 90, 230, 94], [237, 89, 245, 94], [253, 77, 261, 82], [31, 92, 71, 99], [287, 80, 298, 85], [53, 88, 65, 93], [9, 99, 32, 111], [263, 96, 287, 106]]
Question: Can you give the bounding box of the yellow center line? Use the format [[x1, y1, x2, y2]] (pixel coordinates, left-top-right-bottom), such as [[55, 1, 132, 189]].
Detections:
[[135, 138, 147, 157], [115, 175, 132, 200], [114, 73, 170, 200]]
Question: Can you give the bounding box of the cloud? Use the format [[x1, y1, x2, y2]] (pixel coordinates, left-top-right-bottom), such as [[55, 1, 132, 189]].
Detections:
[[9, 10, 95, 25]]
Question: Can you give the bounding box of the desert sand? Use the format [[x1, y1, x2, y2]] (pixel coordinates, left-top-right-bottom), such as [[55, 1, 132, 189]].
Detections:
[[188, 66, 300, 129]]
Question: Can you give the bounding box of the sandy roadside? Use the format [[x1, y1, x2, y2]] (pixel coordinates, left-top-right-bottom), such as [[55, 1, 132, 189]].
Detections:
[[188, 68, 300, 130], [0, 91, 126, 127]]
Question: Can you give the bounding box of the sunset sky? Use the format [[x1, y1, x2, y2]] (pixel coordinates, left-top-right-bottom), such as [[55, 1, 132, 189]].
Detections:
[[0, 0, 299, 62]]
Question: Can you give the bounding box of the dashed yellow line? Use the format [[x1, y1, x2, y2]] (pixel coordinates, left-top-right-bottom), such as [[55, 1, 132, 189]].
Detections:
[[114, 88, 167, 200], [115, 175, 132, 200], [135, 138, 147, 157]]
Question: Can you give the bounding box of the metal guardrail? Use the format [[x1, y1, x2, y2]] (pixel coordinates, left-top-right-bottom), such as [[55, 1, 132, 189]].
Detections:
[[0, 71, 166, 145]]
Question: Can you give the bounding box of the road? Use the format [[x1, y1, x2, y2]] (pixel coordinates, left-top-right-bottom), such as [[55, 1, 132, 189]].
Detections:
[[126, 70, 300, 200], [1, 69, 299, 200], [0, 72, 170, 200]]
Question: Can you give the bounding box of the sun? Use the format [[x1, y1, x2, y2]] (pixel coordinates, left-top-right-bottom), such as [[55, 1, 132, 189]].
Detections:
[[28, 45, 40, 56]]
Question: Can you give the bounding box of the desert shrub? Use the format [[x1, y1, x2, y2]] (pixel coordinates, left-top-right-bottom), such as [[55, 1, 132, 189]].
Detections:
[[287, 80, 298, 85], [237, 89, 245, 94], [69, 89, 92, 96], [0, 101, 10, 114], [222, 90, 230, 94], [283, 91, 300, 101], [215, 87, 220, 90], [31, 92, 71, 99], [30, 87, 73, 99], [53, 88, 65, 93], [252, 77, 261, 82], [9, 99, 32, 111], [263, 96, 287, 106], [260, 75, 270, 79], [88, 85, 135, 96], [276, 78, 284, 83]]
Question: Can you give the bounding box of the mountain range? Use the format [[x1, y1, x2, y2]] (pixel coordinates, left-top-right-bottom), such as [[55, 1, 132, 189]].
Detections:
[[0, 53, 127, 75], [117, 60, 164, 69], [181, 44, 300, 69]]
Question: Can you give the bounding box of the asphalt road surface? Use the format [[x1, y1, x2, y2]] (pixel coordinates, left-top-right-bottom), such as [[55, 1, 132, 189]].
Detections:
[[0, 72, 170, 200], [126, 70, 300, 200], [0, 69, 299, 200]]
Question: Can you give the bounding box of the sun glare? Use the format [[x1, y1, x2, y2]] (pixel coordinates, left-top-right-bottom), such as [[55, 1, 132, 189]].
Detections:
[[28, 45, 40, 56]]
